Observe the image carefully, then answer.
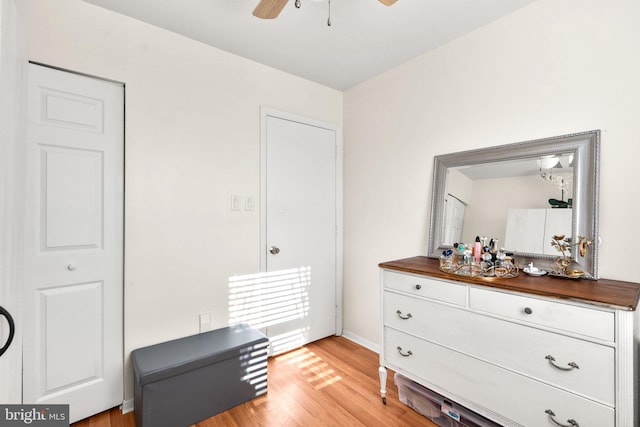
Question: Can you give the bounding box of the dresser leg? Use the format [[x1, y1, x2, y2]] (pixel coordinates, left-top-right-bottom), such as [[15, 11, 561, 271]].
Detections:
[[379, 366, 387, 404]]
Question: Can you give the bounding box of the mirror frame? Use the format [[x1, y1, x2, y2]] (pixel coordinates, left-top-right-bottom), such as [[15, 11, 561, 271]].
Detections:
[[428, 130, 600, 279]]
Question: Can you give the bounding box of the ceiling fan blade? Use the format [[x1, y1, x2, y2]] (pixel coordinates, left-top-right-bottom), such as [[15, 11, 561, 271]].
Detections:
[[378, 0, 399, 5], [253, 0, 290, 19]]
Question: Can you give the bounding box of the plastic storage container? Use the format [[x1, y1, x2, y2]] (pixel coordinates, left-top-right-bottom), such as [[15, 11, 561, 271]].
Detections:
[[394, 373, 501, 427]]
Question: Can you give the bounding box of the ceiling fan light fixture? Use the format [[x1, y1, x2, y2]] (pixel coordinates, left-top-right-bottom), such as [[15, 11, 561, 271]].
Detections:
[[537, 156, 560, 170], [253, 0, 399, 22]]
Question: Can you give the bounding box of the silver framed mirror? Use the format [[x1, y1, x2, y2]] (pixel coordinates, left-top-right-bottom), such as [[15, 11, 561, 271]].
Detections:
[[427, 130, 600, 279]]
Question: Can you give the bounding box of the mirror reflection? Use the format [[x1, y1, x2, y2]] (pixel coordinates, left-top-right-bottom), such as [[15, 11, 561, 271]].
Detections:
[[443, 155, 574, 256]]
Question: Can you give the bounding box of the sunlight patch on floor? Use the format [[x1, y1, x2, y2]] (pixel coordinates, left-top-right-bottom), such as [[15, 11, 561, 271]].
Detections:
[[275, 346, 342, 390]]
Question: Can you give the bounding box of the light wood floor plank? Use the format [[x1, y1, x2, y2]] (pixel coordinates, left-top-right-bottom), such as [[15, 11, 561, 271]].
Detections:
[[72, 336, 437, 427]]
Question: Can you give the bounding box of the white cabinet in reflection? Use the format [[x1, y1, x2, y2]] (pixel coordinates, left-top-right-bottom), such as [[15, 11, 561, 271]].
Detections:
[[504, 208, 571, 255]]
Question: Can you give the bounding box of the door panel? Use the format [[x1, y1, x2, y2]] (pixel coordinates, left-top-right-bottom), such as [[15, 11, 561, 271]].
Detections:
[[264, 114, 337, 354], [24, 64, 123, 423], [41, 146, 103, 250], [41, 281, 103, 392], [39, 87, 105, 132]]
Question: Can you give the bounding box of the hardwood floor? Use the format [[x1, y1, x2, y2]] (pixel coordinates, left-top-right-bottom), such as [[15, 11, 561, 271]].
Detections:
[[72, 336, 437, 427]]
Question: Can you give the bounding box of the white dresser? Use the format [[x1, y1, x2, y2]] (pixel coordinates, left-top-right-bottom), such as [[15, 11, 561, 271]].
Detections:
[[379, 257, 640, 427]]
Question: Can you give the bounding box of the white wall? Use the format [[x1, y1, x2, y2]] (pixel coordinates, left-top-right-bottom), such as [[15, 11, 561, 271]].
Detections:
[[447, 168, 472, 204], [344, 0, 640, 344], [27, 0, 343, 401], [461, 174, 572, 246]]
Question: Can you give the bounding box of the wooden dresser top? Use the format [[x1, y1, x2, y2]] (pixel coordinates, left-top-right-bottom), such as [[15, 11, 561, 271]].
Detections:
[[379, 256, 640, 311]]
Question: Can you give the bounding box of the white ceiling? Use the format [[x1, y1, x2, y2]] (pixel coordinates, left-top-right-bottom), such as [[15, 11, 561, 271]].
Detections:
[[457, 155, 574, 181], [83, 0, 539, 91]]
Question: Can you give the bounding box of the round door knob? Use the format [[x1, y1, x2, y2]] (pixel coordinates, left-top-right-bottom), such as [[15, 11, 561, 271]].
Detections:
[[524, 307, 533, 315], [67, 264, 77, 271], [269, 246, 280, 255]]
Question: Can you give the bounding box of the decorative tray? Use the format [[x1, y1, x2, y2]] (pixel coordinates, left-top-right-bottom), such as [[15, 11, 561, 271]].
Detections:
[[548, 270, 585, 280], [440, 263, 519, 280]]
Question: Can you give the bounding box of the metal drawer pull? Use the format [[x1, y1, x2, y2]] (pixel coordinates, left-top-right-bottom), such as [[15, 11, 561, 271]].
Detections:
[[545, 409, 579, 427], [523, 307, 533, 314], [396, 310, 412, 320], [396, 346, 413, 357], [415, 284, 422, 290], [545, 355, 579, 371]]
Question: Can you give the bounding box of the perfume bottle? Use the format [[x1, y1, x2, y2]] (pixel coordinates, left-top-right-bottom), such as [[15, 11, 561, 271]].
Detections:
[[440, 249, 453, 272], [481, 252, 493, 276], [489, 238, 499, 254], [495, 250, 507, 277], [473, 236, 482, 263], [458, 243, 471, 266]]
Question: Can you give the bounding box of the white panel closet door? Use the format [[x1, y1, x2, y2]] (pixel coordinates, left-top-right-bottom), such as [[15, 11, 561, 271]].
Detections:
[[23, 64, 123, 423]]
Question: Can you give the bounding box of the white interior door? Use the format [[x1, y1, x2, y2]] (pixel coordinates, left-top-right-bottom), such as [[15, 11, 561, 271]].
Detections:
[[23, 63, 124, 423], [0, 0, 27, 404], [443, 194, 465, 246], [262, 111, 340, 355]]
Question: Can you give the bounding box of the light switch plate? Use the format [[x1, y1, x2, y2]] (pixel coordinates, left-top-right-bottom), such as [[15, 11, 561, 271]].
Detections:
[[231, 194, 241, 211], [245, 195, 255, 211]]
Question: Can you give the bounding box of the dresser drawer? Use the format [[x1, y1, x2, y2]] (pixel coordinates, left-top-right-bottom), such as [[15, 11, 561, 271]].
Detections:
[[384, 291, 615, 405], [384, 328, 614, 427], [469, 287, 615, 341], [383, 270, 466, 306]]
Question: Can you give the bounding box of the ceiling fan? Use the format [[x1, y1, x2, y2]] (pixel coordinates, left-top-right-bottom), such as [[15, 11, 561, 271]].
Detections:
[[253, 0, 399, 20]]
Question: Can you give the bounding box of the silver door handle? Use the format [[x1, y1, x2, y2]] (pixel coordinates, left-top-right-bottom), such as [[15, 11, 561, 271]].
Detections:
[[269, 246, 280, 255]]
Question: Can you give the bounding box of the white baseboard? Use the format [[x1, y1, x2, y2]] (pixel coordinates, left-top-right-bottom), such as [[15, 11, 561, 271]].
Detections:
[[121, 398, 134, 414], [341, 330, 379, 354]]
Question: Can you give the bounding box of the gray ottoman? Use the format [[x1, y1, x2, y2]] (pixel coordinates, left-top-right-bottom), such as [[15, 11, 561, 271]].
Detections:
[[131, 324, 269, 427]]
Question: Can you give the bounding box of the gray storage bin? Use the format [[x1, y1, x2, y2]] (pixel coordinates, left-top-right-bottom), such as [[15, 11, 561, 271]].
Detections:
[[395, 373, 502, 427], [132, 324, 269, 427]]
